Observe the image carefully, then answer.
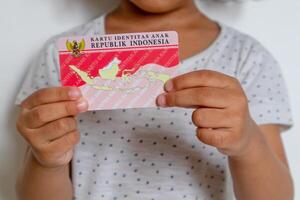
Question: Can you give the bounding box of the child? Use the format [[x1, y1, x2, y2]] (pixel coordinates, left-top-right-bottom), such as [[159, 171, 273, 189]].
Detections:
[[15, 0, 294, 199]]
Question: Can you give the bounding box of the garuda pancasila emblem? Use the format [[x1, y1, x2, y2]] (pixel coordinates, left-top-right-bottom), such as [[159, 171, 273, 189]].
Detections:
[[66, 39, 85, 58]]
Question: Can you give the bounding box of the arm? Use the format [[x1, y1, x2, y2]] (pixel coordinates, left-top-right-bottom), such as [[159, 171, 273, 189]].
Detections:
[[16, 148, 72, 200], [156, 70, 294, 200], [16, 87, 88, 200], [229, 124, 294, 200]]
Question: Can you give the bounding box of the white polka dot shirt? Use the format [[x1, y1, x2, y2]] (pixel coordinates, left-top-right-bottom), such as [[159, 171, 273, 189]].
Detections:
[[15, 14, 293, 200]]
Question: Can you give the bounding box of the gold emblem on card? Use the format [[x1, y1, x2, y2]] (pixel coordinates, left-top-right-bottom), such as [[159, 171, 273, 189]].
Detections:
[[66, 39, 85, 58]]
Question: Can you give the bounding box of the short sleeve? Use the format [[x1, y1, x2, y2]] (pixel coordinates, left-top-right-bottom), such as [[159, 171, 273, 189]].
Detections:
[[15, 39, 60, 105], [238, 40, 293, 129]]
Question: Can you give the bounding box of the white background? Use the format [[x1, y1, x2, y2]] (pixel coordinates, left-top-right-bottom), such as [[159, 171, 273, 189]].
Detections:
[[0, 0, 299, 199]]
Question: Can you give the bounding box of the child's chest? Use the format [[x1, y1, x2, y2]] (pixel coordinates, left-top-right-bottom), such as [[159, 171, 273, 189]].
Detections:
[[77, 107, 196, 142], [75, 107, 226, 172], [73, 108, 229, 199]]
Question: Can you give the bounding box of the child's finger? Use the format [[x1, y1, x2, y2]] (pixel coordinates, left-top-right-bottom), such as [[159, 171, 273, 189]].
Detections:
[[157, 87, 232, 108], [21, 87, 82, 109], [196, 128, 231, 148], [35, 117, 77, 142], [48, 130, 80, 153], [164, 70, 237, 92], [24, 98, 88, 128], [192, 108, 231, 128]]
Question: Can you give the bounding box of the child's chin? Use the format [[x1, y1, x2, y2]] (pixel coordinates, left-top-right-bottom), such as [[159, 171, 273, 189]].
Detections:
[[129, 0, 186, 14]]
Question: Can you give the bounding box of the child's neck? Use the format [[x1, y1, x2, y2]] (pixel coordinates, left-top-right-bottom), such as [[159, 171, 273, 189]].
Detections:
[[106, 1, 220, 60], [108, 0, 209, 33]]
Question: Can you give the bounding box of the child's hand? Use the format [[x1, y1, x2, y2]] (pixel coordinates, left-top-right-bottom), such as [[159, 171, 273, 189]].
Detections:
[[16, 87, 88, 168], [157, 70, 258, 157]]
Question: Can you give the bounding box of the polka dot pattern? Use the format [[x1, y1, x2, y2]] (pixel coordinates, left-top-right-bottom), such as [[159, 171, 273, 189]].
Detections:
[[15, 14, 292, 200]]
